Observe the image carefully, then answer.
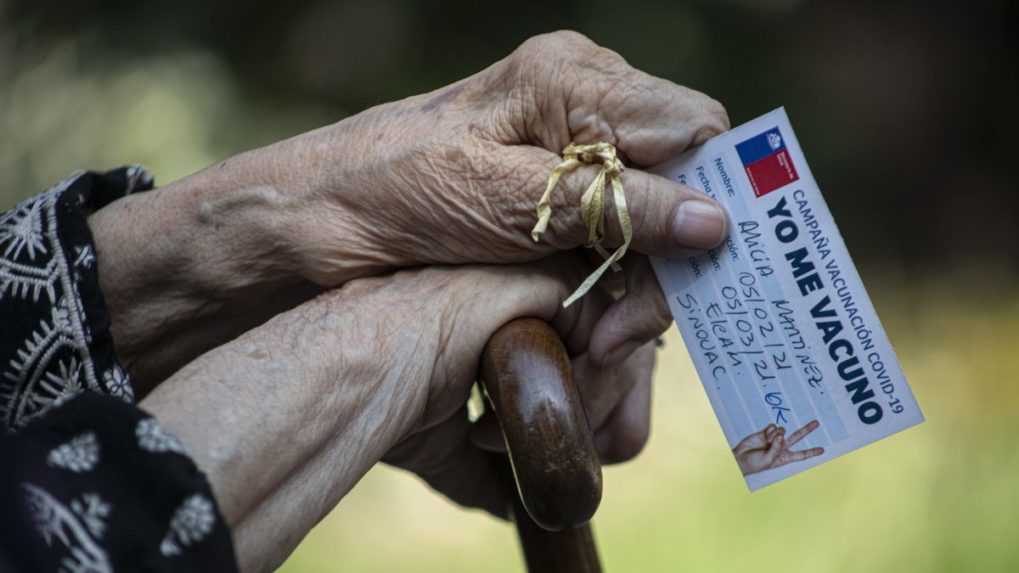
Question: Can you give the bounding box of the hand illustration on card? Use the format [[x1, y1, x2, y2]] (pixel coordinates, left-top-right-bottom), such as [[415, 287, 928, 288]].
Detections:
[[732, 420, 824, 476], [652, 108, 924, 490]]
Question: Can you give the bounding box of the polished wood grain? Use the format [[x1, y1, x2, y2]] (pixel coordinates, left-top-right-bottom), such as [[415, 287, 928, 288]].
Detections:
[[481, 318, 603, 572], [512, 494, 603, 573]]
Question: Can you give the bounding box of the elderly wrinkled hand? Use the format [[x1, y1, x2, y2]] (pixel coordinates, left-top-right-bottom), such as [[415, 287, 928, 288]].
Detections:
[[142, 255, 656, 571], [90, 31, 728, 389]]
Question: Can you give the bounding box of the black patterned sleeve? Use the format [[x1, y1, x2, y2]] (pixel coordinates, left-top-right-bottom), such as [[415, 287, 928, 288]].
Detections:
[[0, 168, 239, 572]]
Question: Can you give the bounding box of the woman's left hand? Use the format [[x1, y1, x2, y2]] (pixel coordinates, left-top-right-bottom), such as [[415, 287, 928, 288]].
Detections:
[[89, 31, 727, 391]]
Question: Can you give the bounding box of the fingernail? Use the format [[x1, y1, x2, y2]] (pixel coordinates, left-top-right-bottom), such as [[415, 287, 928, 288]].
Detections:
[[602, 340, 641, 368], [673, 200, 727, 249]]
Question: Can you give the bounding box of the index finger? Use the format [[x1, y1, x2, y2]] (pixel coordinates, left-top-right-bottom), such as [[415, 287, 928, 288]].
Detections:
[[785, 419, 821, 447], [778, 447, 825, 465]]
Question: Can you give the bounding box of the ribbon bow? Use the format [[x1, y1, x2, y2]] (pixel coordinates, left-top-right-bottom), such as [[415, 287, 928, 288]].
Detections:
[[531, 142, 631, 308]]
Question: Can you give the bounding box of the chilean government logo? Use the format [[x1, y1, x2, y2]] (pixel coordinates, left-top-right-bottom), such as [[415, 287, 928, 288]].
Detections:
[[735, 127, 799, 197]]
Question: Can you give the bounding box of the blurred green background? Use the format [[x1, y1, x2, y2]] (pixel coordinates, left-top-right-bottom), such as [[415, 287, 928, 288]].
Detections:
[[2, 0, 1016, 571]]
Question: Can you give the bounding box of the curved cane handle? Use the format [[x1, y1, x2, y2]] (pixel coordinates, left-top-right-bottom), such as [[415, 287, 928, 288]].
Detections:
[[480, 318, 603, 530]]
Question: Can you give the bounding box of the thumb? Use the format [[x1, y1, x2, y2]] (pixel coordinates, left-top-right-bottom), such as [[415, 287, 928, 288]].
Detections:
[[508, 145, 728, 257]]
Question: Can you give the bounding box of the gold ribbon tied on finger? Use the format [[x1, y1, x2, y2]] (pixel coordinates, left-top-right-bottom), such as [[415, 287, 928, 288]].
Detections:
[[531, 142, 631, 308]]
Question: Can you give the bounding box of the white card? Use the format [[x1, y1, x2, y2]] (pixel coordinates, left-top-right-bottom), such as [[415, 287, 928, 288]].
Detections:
[[650, 108, 924, 490]]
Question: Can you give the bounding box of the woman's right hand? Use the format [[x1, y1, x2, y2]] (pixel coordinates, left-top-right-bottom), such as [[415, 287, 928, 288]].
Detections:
[[141, 255, 658, 572]]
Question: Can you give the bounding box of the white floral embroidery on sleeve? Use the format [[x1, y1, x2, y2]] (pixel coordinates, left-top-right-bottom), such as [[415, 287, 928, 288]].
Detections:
[[73, 245, 96, 270], [136, 417, 187, 455], [102, 364, 134, 402], [0, 191, 48, 265], [47, 431, 100, 472], [1, 175, 138, 431], [71, 492, 112, 539], [23, 483, 112, 573], [160, 494, 216, 557]]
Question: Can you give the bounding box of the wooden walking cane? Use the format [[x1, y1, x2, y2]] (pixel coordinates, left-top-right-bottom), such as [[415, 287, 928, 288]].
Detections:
[[479, 318, 604, 573]]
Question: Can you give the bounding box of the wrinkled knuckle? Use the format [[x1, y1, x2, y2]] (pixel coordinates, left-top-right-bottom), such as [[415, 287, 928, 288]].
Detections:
[[709, 97, 731, 130], [511, 36, 544, 66], [504, 41, 543, 86], [692, 96, 731, 142], [588, 44, 629, 73], [629, 200, 652, 244], [513, 31, 597, 77], [624, 174, 658, 243], [516, 31, 578, 60], [542, 30, 597, 53]]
